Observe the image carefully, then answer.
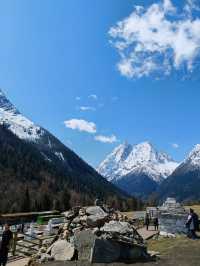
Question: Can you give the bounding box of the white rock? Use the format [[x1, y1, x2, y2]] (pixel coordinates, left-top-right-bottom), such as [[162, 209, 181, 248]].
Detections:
[[101, 221, 132, 234], [51, 240, 75, 261]]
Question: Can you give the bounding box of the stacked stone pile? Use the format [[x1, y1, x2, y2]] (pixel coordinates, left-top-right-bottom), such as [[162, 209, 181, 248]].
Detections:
[[158, 198, 188, 236], [28, 205, 152, 264]]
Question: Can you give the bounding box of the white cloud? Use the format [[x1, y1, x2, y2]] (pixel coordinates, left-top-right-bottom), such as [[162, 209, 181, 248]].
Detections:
[[88, 94, 98, 100], [94, 134, 118, 143], [79, 106, 96, 111], [75, 97, 81, 101], [172, 143, 179, 148], [109, 0, 200, 78], [64, 119, 97, 134]]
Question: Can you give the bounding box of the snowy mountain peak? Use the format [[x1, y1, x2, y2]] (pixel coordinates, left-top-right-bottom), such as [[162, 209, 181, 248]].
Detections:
[[97, 141, 179, 183], [185, 144, 200, 167], [128, 141, 156, 162], [0, 89, 19, 114], [0, 89, 44, 141], [111, 142, 133, 162]]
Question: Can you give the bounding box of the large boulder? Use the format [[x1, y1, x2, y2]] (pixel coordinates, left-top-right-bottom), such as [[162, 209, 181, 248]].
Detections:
[[74, 229, 97, 261], [51, 240, 75, 261], [90, 239, 120, 263], [120, 243, 148, 262], [90, 239, 148, 263], [86, 206, 108, 227], [101, 221, 133, 235], [86, 206, 107, 216]]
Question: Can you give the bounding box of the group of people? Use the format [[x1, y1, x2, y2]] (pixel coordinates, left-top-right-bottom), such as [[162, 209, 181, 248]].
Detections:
[[0, 224, 13, 266], [144, 213, 159, 231]]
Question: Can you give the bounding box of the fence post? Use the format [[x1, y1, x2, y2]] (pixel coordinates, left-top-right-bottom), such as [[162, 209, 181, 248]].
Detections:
[[39, 238, 43, 248], [12, 232, 18, 256]]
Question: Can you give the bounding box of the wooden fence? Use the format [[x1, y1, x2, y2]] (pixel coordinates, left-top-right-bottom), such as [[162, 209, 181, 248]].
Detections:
[[11, 232, 55, 257]]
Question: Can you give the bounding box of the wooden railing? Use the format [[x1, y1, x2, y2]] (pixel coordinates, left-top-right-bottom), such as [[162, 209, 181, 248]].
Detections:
[[11, 232, 54, 257], [134, 218, 144, 229]]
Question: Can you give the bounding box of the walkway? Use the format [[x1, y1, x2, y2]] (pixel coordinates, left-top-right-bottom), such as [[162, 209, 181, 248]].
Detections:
[[8, 257, 29, 266], [137, 226, 158, 240]]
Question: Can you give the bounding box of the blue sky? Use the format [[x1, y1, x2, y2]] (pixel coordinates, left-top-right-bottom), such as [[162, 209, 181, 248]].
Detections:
[[0, 0, 200, 166]]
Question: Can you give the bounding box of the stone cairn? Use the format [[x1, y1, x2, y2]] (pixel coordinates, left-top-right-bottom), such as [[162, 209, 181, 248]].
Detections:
[[28, 203, 153, 264], [158, 198, 188, 236]]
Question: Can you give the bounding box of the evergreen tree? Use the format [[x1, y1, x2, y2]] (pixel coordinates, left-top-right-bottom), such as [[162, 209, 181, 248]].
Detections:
[[61, 187, 71, 211], [20, 187, 31, 212]]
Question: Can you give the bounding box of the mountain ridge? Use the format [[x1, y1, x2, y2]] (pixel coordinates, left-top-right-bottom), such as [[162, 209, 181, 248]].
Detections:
[[0, 89, 132, 212], [158, 144, 200, 202], [97, 141, 179, 198]]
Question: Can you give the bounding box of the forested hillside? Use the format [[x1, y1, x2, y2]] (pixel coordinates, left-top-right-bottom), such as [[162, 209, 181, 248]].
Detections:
[[0, 125, 141, 213]]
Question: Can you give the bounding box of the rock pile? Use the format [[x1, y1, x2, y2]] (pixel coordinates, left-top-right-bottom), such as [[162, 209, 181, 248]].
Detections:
[[29, 205, 152, 264]]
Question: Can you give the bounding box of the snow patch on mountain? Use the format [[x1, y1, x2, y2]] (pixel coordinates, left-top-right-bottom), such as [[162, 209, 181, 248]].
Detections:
[[0, 89, 44, 141], [41, 152, 52, 162], [184, 144, 200, 168], [97, 141, 179, 183], [55, 151, 65, 161]]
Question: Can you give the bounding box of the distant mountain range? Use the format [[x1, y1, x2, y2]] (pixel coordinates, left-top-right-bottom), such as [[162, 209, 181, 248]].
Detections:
[[0, 89, 128, 213], [97, 142, 179, 198], [98, 141, 200, 202], [1, 88, 200, 207]]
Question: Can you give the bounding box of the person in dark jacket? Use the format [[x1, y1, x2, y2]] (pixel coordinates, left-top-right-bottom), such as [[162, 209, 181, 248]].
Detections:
[[145, 213, 150, 231], [193, 212, 199, 232], [0, 224, 13, 266], [186, 209, 199, 239], [153, 217, 159, 231]]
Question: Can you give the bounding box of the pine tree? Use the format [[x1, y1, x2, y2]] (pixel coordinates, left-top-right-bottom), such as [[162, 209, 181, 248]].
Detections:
[[20, 187, 31, 212], [61, 187, 71, 211]]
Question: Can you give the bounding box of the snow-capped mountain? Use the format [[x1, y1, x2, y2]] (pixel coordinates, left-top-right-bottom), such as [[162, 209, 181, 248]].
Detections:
[[158, 144, 200, 202], [184, 144, 200, 169], [0, 89, 71, 163], [0, 89, 127, 212], [0, 89, 44, 141], [98, 141, 179, 184]]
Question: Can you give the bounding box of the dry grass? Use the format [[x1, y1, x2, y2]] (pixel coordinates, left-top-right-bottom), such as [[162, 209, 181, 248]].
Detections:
[[122, 205, 200, 217], [148, 235, 191, 255], [121, 211, 134, 219], [185, 205, 200, 216]]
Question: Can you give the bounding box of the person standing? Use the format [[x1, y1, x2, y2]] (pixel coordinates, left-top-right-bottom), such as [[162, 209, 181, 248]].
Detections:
[[0, 224, 13, 266], [145, 213, 150, 231], [153, 217, 159, 231], [186, 208, 198, 239], [193, 211, 199, 233]]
